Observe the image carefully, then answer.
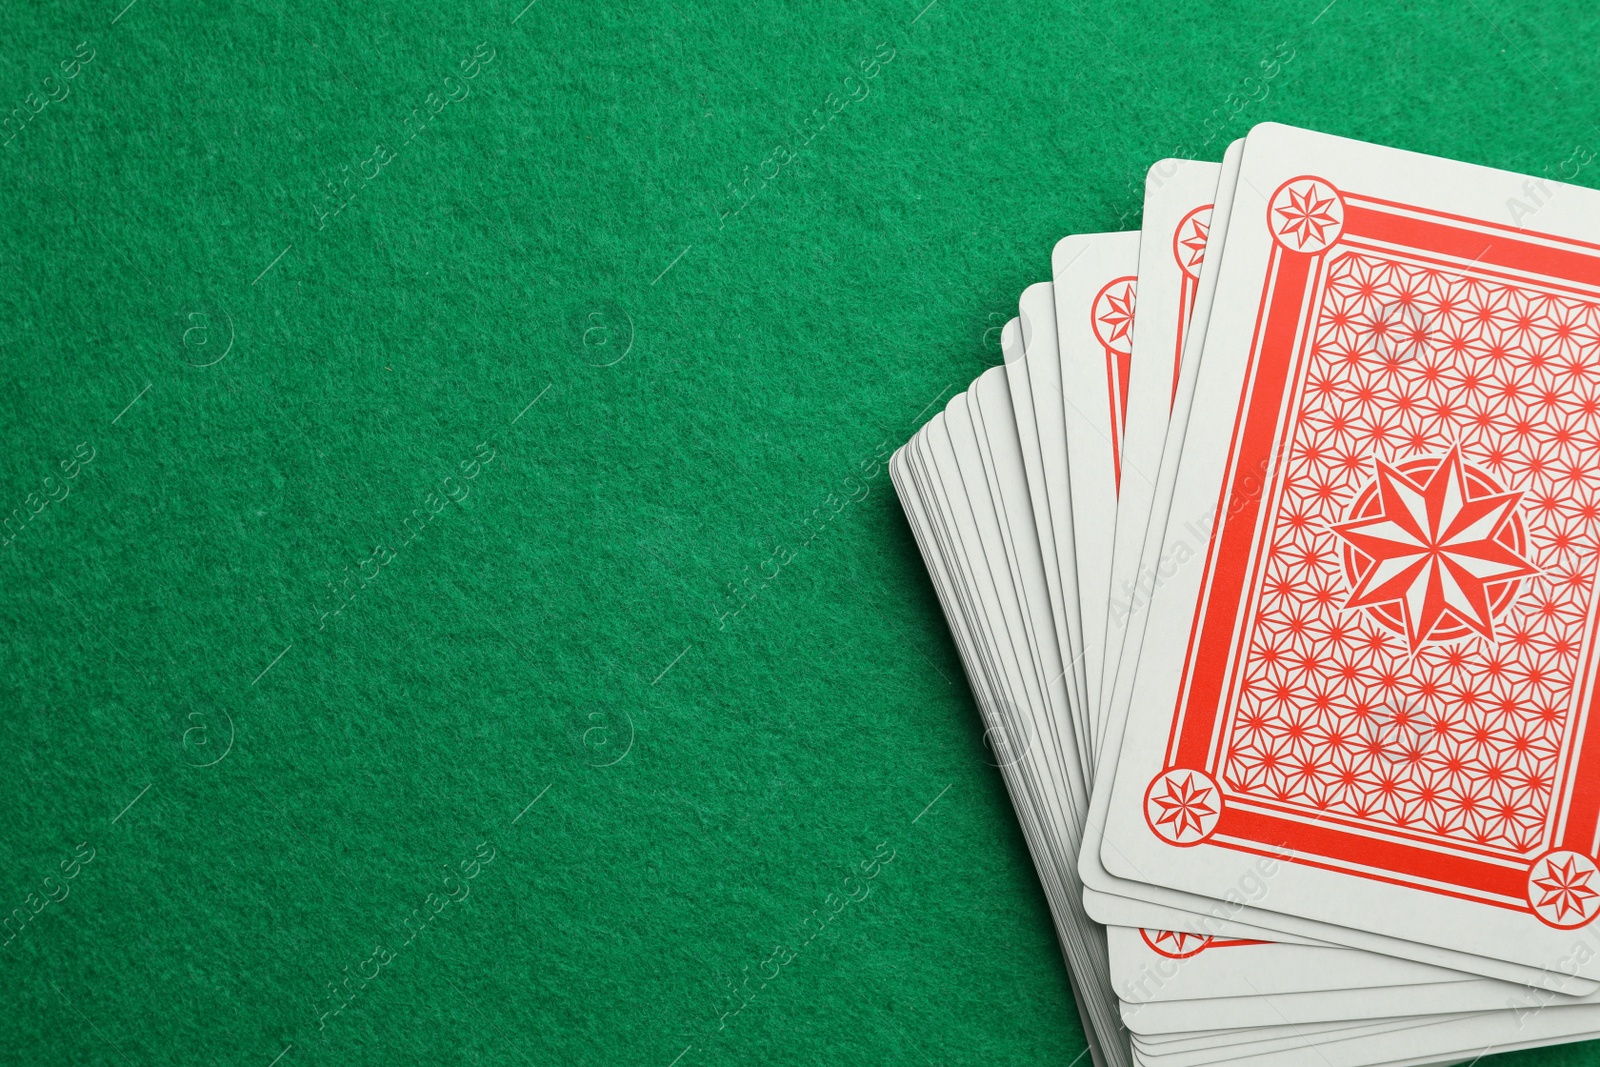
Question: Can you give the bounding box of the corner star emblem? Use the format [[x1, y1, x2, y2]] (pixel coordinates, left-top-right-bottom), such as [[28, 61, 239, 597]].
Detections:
[[1331, 447, 1537, 651], [1275, 184, 1341, 248], [1534, 856, 1599, 922], [1150, 773, 1216, 840], [1147, 929, 1210, 956], [1097, 283, 1136, 348], [1178, 215, 1209, 272]]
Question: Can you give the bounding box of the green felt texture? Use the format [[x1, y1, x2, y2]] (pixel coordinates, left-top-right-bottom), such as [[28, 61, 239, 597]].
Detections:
[[2, 0, 1599, 1064]]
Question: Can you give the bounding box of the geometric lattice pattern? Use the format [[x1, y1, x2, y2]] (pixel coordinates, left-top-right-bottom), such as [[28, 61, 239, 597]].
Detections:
[[1219, 251, 1600, 857]]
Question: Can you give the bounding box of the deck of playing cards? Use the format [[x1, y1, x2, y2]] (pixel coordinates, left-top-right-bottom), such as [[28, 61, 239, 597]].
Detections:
[[892, 123, 1600, 1067]]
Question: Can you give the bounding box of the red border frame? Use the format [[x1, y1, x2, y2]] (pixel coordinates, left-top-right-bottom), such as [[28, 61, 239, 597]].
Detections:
[[1159, 183, 1600, 917]]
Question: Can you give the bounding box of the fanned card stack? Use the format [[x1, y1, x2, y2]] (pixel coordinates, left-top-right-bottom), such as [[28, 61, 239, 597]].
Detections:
[[892, 123, 1600, 1067]]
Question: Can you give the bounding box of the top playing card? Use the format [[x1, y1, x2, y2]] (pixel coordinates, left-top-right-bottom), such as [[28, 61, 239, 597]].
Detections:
[[1102, 123, 1600, 976]]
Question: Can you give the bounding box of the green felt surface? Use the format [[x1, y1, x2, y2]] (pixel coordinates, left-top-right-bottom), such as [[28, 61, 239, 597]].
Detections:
[[3, 0, 1600, 1064]]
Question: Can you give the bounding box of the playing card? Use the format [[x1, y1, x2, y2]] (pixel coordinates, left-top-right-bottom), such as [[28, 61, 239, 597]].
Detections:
[[1114, 917, 1600, 1035], [1099, 139, 1246, 770], [883, 119, 1600, 1067], [1130, 1015, 1460, 1066], [1087, 886, 1322, 944], [1101, 159, 1223, 750], [899, 414, 1075, 925], [1130, 978, 1558, 1032], [1142, 1002, 1600, 1067], [1077, 141, 1313, 945], [968, 374, 1086, 842], [1055, 231, 1142, 722], [1131, 1016, 1428, 1052], [1076, 133, 1596, 992], [1003, 289, 1095, 780], [965, 374, 1130, 1055], [1108, 925, 1470, 1003], [892, 374, 1128, 1067], [1101, 122, 1600, 980]]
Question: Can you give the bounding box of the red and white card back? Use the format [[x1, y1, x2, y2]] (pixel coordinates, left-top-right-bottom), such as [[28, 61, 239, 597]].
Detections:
[[1103, 122, 1600, 979]]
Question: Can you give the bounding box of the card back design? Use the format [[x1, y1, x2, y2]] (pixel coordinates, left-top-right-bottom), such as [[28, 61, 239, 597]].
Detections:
[[1172, 205, 1212, 405], [1329, 445, 1539, 651], [1149, 175, 1600, 928], [1092, 275, 1138, 488]]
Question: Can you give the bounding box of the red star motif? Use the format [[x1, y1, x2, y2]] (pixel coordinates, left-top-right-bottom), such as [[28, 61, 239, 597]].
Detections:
[[1142, 929, 1212, 958], [1275, 184, 1341, 248], [1150, 772, 1217, 840], [1331, 447, 1538, 651], [1097, 283, 1136, 349], [1178, 213, 1209, 273], [1533, 855, 1599, 922]]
